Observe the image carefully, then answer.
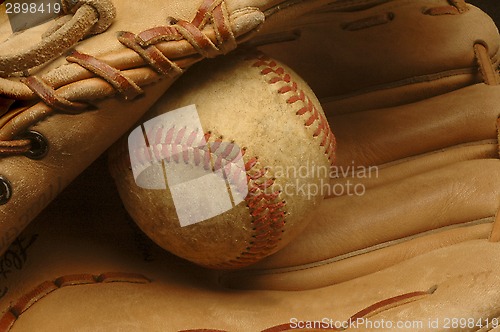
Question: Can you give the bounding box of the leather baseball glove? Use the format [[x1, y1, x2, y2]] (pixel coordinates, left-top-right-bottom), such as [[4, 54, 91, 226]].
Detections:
[[1, 0, 500, 331], [0, 0, 351, 257]]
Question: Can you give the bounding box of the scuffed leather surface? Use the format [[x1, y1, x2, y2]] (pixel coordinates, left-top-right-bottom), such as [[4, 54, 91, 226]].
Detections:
[[1, 0, 500, 331], [257, 0, 500, 113], [0, 0, 318, 256], [0, 158, 499, 331], [216, 0, 500, 292]]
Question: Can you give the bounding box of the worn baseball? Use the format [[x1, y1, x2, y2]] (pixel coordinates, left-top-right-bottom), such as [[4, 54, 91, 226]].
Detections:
[[109, 52, 336, 269]]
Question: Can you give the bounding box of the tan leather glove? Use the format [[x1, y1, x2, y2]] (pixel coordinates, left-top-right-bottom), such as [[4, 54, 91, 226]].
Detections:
[[225, 0, 500, 291], [1, 155, 499, 332], [1, 0, 500, 331], [0, 0, 338, 257]]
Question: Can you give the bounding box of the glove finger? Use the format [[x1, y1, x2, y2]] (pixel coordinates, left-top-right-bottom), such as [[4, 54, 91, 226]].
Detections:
[[2, 0, 335, 257], [220, 158, 500, 290], [257, 0, 500, 113], [330, 83, 500, 168], [329, 141, 497, 195], [3, 159, 499, 332]]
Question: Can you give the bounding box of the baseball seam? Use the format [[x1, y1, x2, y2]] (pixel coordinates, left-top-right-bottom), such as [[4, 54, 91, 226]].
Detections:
[[130, 127, 287, 270], [133, 129, 249, 194], [0, 272, 150, 332], [127, 53, 336, 269], [248, 53, 337, 166]]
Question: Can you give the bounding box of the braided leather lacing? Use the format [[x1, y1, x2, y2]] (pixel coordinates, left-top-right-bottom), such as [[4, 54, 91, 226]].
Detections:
[[0, 0, 260, 157], [0, 1, 498, 330]]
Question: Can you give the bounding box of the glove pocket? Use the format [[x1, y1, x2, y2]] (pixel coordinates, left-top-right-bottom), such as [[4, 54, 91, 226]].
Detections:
[[219, 158, 500, 290]]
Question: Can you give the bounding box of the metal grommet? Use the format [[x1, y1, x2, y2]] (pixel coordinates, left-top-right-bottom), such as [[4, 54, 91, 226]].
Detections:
[[22, 131, 49, 160], [0, 176, 12, 205]]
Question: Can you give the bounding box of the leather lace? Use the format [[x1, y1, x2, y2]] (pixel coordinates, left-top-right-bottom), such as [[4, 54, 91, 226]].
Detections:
[[0, 276, 437, 332], [0, 0, 245, 157], [0, 0, 116, 77]]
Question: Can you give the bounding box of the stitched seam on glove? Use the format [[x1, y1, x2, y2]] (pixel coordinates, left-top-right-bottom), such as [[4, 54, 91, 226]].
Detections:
[[235, 217, 495, 276], [259, 286, 436, 332], [0, 275, 436, 332], [0, 0, 264, 155], [0, 272, 150, 332]]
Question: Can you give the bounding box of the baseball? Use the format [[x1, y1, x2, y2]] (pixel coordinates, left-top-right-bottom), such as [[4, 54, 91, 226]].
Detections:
[[109, 52, 335, 269]]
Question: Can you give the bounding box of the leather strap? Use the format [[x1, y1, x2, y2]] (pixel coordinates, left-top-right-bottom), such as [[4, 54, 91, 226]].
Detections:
[[0, 0, 115, 77]]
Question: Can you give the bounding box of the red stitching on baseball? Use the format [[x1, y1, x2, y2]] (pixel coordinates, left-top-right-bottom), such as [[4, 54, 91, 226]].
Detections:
[[130, 125, 287, 269], [0, 273, 150, 332], [125, 53, 336, 269], [249, 53, 337, 166]]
